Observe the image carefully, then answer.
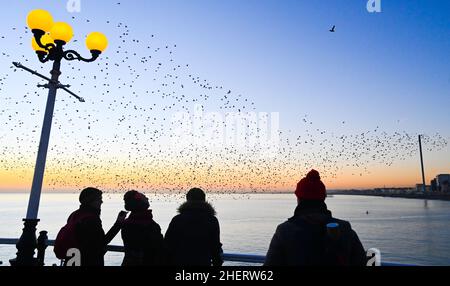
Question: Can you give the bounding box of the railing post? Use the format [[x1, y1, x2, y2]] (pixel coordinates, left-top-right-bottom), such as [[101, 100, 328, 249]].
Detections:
[[37, 231, 48, 266], [9, 219, 40, 266]]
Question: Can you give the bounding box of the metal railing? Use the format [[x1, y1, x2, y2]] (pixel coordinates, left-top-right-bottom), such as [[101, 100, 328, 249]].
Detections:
[[0, 238, 413, 266]]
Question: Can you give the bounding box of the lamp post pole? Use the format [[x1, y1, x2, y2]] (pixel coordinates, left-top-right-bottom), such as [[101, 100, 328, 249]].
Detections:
[[27, 59, 61, 220], [10, 56, 62, 267]]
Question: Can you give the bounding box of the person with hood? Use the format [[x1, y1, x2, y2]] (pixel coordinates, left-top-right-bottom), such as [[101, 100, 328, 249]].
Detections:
[[55, 187, 126, 266], [264, 170, 367, 266], [121, 190, 166, 266], [164, 188, 223, 266]]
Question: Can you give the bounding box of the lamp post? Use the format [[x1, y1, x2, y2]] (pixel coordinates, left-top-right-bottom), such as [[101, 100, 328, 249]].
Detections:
[[10, 9, 108, 266]]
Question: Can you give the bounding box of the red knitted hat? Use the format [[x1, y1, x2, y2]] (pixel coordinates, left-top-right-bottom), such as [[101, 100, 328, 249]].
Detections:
[[295, 170, 327, 201]]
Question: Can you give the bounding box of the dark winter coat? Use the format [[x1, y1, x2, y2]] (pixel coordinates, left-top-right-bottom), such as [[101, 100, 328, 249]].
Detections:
[[121, 209, 166, 266], [164, 201, 223, 266], [265, 201, 367, 266], [69, 205, 121, 266]]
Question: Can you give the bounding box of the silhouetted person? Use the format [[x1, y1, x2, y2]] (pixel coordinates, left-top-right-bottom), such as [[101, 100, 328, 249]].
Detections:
[[121, 190, 166, 266], [265, 170, 367, 266], [54, 187, 126, 266], [165, 188, 223, 266]]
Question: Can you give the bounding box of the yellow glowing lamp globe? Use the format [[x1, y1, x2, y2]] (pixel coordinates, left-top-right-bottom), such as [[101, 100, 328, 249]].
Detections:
[[86, 32, 108, 52], [27, 9, 54, 32], [50, 22, 74, 44], [32, 34, 54, 52]]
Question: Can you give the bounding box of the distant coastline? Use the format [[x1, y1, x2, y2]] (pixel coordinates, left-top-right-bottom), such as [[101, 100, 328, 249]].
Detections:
[[1, 189, 450, 201], [328, 189, 450, 201]]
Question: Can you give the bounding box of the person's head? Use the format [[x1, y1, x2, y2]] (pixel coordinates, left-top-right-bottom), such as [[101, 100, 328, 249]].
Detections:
[[295, 170, 326, 204], [186, 188, 206, 202], [79, 187, 103, 210], [123, 190, 150, 212]]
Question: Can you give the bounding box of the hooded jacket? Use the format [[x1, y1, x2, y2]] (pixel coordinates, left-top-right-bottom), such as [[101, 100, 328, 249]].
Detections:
[[264, 201, 367, 266], [121, 209, 166, 266], [164, 201, 223, 266]]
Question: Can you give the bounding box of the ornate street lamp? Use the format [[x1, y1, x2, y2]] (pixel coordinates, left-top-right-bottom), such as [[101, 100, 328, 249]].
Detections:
[[10, 9, 108, 266]]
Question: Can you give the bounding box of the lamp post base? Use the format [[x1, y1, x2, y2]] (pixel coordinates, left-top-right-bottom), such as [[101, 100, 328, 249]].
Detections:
[[9, 219, 40, 266]]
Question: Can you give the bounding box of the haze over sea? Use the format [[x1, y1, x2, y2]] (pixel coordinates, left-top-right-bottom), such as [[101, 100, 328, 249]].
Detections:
[[1, 193, 450, 266]]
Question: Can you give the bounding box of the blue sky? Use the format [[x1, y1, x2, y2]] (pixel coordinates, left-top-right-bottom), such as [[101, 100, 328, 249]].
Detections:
[[8, 0, 448, 122], [0, 0, 449, 191]]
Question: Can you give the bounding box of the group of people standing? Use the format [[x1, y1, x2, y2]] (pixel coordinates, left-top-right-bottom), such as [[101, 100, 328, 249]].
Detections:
[[55, 170, 367, 266], [55, 187, 222, 266]]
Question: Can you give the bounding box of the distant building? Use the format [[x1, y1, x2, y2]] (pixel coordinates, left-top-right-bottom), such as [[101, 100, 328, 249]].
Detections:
[[430, 179, 438, 192], [442, 181, 450, 193], [435, 174, 450, 193]]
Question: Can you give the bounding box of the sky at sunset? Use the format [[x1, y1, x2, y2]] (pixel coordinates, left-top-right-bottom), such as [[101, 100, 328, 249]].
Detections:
[[0, 0, 449, 193]]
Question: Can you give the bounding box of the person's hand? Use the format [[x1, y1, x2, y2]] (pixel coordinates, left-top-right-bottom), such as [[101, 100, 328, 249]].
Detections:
[[115, 210, 128, 226]]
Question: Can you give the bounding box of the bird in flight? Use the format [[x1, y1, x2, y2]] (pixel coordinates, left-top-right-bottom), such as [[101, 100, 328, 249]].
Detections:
[[329, 25, 336, 32]]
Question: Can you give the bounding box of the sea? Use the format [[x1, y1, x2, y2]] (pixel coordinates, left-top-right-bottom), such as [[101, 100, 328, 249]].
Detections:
[[1, 193, 450, 266]]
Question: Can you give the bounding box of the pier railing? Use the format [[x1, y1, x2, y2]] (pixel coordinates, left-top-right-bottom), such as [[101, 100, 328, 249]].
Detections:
[[0, 238, 415, 266]]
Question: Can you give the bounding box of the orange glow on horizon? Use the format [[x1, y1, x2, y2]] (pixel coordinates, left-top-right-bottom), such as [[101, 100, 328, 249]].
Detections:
[[0, 162, 432, 193]]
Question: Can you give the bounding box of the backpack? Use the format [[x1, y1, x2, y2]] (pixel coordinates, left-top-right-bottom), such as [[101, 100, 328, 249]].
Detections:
[[291, 217, 349, 265], [54, 212, 96, 260]]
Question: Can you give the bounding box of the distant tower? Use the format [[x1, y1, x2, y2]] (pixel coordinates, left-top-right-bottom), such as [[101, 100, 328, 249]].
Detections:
[[418, 135, 426, 193]]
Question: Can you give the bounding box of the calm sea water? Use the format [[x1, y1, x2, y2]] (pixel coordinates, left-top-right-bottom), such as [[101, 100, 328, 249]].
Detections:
[[1, 193, 450, 266]]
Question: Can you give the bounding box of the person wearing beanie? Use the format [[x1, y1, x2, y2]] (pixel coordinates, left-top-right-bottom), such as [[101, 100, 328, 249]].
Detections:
[[121, 190, 166, 266], [265, 170, 367, 266], [55, 187, 127, 266], [164, 188, 223, 266]]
